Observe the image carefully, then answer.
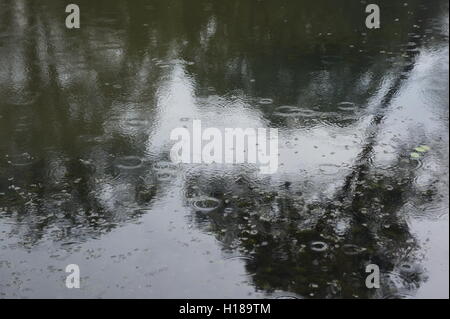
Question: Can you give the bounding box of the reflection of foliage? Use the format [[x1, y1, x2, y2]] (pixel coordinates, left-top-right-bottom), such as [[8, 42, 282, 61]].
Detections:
[[0, 155, 158, 246], [187, 153, 426, 298], [182, 0, 438, 296], [0, 0, 445, 297]]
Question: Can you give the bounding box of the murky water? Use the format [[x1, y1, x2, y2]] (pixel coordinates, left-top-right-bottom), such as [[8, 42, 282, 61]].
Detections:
[[0, 0, 448, 299]]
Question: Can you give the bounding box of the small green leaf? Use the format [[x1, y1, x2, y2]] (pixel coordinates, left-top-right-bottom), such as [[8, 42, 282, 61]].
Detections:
[[414, 147, 426, 153], [414, 145, 429, 153], [410, 152, 421, 159]]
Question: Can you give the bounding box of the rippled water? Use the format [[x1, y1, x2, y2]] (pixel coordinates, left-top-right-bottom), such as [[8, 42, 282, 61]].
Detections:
[[0, 0, 448, 298]]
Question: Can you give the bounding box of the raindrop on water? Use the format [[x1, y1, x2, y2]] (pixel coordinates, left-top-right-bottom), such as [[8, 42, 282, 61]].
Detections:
[[310, 241, 328, 252]]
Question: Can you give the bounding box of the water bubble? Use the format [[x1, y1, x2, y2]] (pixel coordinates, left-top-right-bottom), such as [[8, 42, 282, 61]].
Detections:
[[258, 98, 274, 105], [342, 244, 366, 256], [337, 102, 357, 112], [273, 106, 316, 118], [225, 255, 254, 262], [192, 197, 220, 213], [310, 241, 328, 252], [114, 156, 143, 170]]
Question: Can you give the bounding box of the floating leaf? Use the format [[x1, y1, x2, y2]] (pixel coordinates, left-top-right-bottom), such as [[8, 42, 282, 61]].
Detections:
[[415, 145, 431, 153], [410, 152, 421, 159], [414, 147, 424, 153]]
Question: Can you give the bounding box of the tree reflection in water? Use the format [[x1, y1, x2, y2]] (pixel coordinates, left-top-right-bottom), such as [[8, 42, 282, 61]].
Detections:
[[0, 0, 448, 298]]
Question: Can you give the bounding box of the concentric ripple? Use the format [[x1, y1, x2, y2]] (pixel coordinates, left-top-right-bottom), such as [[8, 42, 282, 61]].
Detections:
[[192, 196, 221, 213], [310, 241, 329, 252], [273, 106, 317, 118], [337, 102, 357, 112], [258, 98, 274, 105], [114, 156, 143, 170], [6, 153, 36, 167]]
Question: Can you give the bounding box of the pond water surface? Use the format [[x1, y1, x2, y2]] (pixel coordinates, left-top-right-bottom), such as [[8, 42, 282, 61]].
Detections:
[[0, 0, 448, 298]]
